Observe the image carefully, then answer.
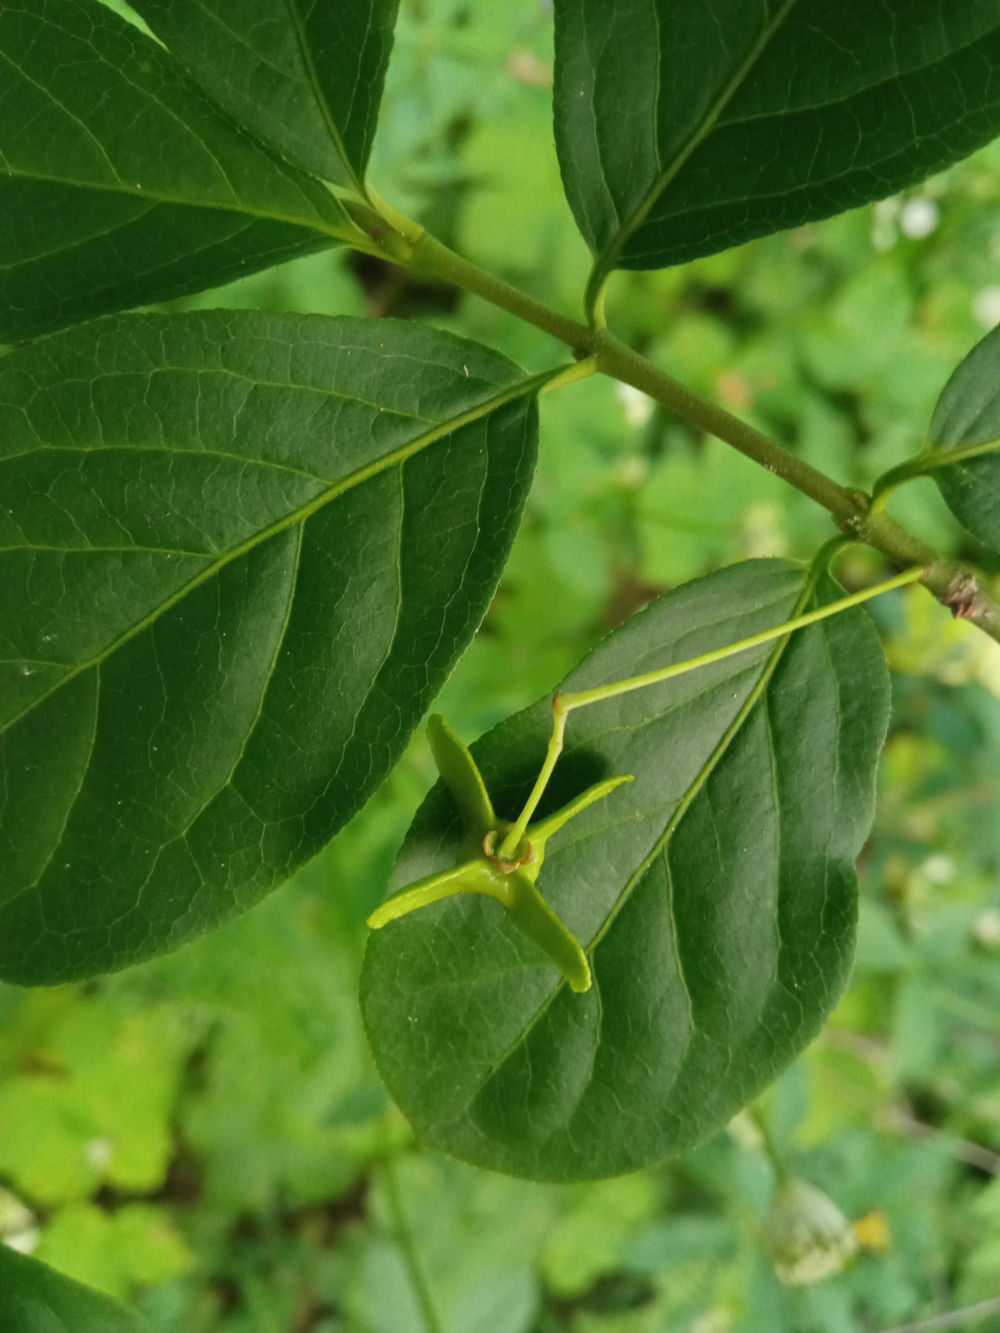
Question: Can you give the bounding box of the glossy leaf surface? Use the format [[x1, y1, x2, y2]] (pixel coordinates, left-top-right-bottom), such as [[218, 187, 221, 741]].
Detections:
[[0, 1244, 150, 1333], [129, 0, 400, 188], [362, 561, 889, 1180], [0, 0, 354, 341], [0, 311, 541, 984], [927, 322, 1000, 549], [553, 1, 1000, 287]]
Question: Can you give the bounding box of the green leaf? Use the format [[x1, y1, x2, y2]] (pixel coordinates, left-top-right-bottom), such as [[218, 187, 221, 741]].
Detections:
[[553, 1, 1000, 295], [361, 560, 890, 1180], [925, 323, 1000, 549], [0, 0, 358, 341], [34, 1203, 192, 1303], [128, 0, 400, 189], [0, 1244, 151, 1333], [0, 310, 541, 985]]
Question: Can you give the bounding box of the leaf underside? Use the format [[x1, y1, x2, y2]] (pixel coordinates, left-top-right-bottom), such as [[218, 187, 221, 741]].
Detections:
[[554, 0, 1000, 280], [362, 560, 890, 1181], [0, 0, 358, 341], [0, 310, 539, 985], [927, 321, 1000, 549], [0, 1243, 150, 1333]]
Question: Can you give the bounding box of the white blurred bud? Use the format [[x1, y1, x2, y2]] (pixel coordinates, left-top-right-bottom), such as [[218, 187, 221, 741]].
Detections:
[[764, 1178, 859, 1285], [900, 198, 939, 239], [84, 1135, 114, 1169], [973, 285, 1000, 329], [921, 855, 954, 884], [615, 382, 655, 428], [972, 908, 1000, 952], [0, 1188, 39, 1254], [871, 198, 899, 250]]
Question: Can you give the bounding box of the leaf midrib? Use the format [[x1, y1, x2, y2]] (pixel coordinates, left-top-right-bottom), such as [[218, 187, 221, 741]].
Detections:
[[1, 372, 436, 465], [0, 162, 350, 240], [590, 9, 1000, 276], [282, 0, 365, 195], [0, 6, 355, 226], [450, 567, 822, 1125], [588, 0, 799, 292], [627, 22, 1000, 236], [162, 0, 367, 192], [597, 563, 818, 945], [1, 367, 554, 734]]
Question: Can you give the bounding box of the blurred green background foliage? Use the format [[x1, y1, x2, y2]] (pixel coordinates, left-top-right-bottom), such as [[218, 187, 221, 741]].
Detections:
[[3, 2, 1000, 1329]]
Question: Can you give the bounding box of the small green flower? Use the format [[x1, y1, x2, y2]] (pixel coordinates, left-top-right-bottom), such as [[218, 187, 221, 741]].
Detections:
[[366, 714, 631, 993]]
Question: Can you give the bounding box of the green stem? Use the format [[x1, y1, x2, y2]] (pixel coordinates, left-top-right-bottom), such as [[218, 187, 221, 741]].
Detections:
[[367, 207, 1000, 643], [857, 509, 1000, 643], [749, 1103, 790, 1183], [591, 329, 864, 528], [404, 227, 870, 527], [500, 565, 924, 854], [410, 230, 596, 351], [876, 1295, 1000, 1333], [381, 1150, 443, 1333]]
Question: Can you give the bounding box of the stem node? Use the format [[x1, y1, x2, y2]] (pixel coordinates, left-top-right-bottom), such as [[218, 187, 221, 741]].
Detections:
[[356, 200, 1000, 646]]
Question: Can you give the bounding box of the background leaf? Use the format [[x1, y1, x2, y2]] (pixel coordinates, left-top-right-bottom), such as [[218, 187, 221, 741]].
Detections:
[[926, 322, 1000, 550], [553, 0, 1000, 289], [129, 0, 400, 189], [0, 0, 356, 341], [0, 310, 541, 985], [362, 560, 890, 1180], [0, 1243, 150, 1333]]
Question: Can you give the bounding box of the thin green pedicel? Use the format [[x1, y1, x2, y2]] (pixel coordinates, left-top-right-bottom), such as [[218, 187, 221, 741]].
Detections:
[[369, 564, 925, 994]]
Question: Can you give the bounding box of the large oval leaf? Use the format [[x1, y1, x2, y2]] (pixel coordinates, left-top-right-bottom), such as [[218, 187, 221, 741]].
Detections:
[[0, 1244, 150, 1333], [0, 311, 543, 985], [553, 1, 1000, 291], [925, 322, 1000, 551], [362, 560, 890, 1180], [0, 0, 355, 341], [129, 0, 399, 189]]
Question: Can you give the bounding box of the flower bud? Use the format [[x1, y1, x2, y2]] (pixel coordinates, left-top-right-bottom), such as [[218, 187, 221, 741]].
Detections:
[[763, 1178, 859, 1285]]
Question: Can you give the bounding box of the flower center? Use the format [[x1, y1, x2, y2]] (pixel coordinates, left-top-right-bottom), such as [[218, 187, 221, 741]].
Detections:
[[482, 827, 535, 873]]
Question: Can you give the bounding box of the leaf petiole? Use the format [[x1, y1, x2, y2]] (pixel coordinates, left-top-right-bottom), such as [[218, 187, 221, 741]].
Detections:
[[496, 564, 924, 858], [871, 434, 1000, 510]]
